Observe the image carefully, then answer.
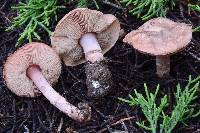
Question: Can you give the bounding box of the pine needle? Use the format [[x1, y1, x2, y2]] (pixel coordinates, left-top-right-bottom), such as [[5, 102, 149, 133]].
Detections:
[[120, 0, 175, 20], [188, 3, 200, 32], [6, 0, 65, 46], [119, 75, 200, 133]]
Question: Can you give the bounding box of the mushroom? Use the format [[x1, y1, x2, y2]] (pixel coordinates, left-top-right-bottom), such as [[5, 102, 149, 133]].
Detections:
[[3, 42, 91, 122], [51, 8, 120, 98], [123, 17, 192, 77]]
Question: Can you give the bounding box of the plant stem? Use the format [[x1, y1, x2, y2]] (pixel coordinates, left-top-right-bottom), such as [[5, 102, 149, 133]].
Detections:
[[27, 65, 90, 122], [80, 33, 104, 63], [156, 55, 170, 77], [79, 33, 113, 98]]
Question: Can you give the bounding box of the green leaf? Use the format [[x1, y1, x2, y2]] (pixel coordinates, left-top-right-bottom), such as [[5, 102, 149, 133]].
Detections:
[[120, 0, 175, 20], [119, 76, 200, 133], [7, 0, 64, 46]]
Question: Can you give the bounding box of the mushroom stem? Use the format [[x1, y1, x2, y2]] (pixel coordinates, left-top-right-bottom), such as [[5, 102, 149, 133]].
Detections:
[[80, 33, 113, 98], [26, 65, 90, 122], [156, 55, 170, 77], [80, 33, 104, 62]]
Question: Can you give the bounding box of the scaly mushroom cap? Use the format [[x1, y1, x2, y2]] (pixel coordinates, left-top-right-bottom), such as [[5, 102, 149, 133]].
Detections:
[[123, 17, 192, 56], [3, 42, 61, 97], [51, 8, 120, 66]]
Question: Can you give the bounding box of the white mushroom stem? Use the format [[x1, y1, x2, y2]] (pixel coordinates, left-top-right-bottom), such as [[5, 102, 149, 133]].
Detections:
[[26, 65, 88, 122], [80, 33, 104, 63], [156, 55, 170, 77]]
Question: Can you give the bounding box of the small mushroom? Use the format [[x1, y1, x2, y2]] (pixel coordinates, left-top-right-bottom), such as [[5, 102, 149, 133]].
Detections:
[[3, 42, 91, 122], [123, 17, 192, 77], [51, 8, 120, 98]]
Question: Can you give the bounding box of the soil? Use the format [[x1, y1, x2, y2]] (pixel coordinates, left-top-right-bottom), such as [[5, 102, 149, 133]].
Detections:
[[0, 0, 200, 133]]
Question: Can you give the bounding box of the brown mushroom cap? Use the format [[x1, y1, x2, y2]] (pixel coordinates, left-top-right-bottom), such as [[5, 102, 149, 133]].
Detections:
[[51, 8, 120, 66], [123, 17, 192, 56], [3, 42, 61, 97]]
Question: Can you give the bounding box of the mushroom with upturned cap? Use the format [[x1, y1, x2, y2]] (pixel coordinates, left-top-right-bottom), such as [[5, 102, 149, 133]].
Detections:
[[51, 8, 120, 98], [123, 17, 192, 77], [3, 42, 91, 122]]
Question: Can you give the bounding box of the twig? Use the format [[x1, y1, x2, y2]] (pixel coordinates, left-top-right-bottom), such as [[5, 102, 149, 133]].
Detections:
[[111, 116, 135, 126], [16, 100, 31, 132], [124, 109, 133, 126], [186, 60, 199, 75], [97, 116, 135, 133], [65, 67, 84, 84], [90, 104, 109, 119], [102, 0, 123, 9], [38, 100, 52, 130], [188, 51, 200, 61], [0, 0, 7, 11], [11, 98, 16, 133], [37, 115, 51, 132], [179, 1, 186, 20], [57, 117, 63, 133], [31, 100, 36, 133]]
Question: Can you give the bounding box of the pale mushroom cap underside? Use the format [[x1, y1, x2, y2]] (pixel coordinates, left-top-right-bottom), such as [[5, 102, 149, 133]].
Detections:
[[51, 8, 120, 66], [123, 17, 192, 56], [3, 42, 61, 97]]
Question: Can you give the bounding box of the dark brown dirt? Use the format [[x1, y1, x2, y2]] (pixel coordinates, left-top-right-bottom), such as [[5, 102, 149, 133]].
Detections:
[[0, 0, 200, 133]]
